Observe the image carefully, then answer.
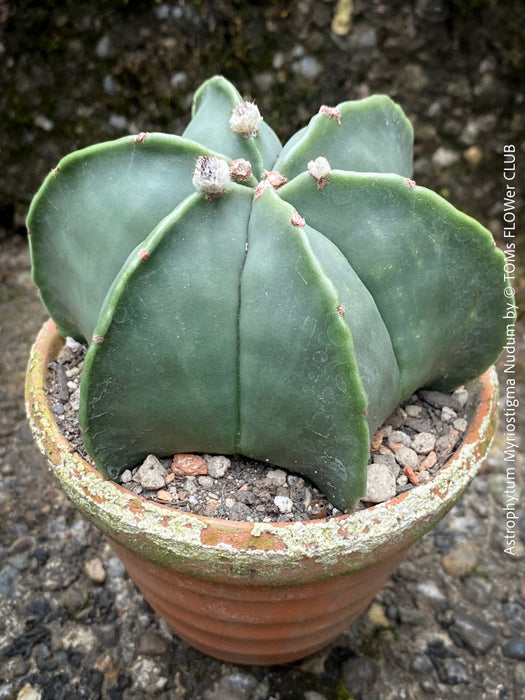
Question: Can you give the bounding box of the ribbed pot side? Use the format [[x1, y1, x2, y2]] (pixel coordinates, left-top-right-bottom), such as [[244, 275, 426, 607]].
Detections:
[[26, 320, 499, 665]]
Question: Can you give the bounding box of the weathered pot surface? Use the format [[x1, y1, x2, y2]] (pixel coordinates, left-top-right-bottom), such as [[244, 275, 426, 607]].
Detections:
[[25, 319, 499, 665]]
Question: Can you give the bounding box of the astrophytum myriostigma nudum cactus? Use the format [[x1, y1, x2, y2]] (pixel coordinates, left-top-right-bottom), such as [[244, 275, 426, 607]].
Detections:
[[27, 76, 509, 511]]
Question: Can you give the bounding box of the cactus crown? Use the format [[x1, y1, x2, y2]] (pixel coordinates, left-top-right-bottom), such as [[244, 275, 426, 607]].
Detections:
[[27, 75, 509, 511]]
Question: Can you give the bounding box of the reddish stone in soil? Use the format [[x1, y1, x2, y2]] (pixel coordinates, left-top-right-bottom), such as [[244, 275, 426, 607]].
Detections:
[[156, 489, 173, 503], [403, 465, 419, 486], [171, 454, 208, 476], [388, 441, 405, 453], [420, 451, 438, 471]]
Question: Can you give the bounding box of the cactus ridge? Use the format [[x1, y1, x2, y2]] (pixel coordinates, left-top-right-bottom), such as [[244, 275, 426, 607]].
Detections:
[[80, 185, 253, 472], [275, 94, 414, 180], [238, 187, 370, 506], [28, 76, 509, 510], [27, 133, 256, 343], [279, 171, 508, 396]]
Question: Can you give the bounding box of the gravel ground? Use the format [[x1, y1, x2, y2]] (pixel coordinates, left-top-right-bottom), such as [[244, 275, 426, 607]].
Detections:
[[1, 1, 525, 698]]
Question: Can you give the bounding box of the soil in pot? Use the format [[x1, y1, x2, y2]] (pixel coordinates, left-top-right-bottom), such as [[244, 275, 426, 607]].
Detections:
[[46, 336, 472, 523]]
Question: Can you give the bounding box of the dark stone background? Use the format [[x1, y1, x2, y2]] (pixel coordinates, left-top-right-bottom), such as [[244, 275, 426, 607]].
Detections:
[[1, 1, 524, 698]]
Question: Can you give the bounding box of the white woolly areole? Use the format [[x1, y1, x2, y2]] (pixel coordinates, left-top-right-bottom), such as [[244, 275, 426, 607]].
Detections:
[[192, 156, 231, 195], [230, 158, 252, 181], [307, 156, 331, 182], [262, 170, 289, 189], [229, 100, 263, 138]]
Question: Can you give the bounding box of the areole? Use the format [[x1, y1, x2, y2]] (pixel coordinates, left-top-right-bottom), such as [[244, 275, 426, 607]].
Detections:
[[26, 319, 499, 665]]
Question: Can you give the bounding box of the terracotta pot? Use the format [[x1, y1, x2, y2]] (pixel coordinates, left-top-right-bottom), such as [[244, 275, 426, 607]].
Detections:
[[26, 320, 499, 665]]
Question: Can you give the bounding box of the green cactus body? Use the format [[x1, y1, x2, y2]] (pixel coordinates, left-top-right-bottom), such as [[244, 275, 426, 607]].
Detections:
[[27, 75, 508, 511]]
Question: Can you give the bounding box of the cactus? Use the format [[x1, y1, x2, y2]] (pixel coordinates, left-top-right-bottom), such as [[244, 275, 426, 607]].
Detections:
[[27, 76, 509, 511]]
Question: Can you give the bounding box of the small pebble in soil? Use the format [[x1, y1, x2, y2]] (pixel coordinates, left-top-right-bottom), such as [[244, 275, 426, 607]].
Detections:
[[84, 557, 106, 584], [46, 341, 472, 523], [502, 637, 525, 661], [134, 455, 167, 490], [365, 463, 396, 503]]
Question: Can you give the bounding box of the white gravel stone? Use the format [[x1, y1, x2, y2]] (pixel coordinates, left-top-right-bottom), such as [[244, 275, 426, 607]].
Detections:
[[131, 657, 167, 693], [170, 71, 187, 88], [395, 447, 419, 469], [274, 496, 293, 513], [416, 580, 447, 607], [34, 114, 54, 132], [412, 432, 436, 454], [364, 463, 396, 503], [184, 478, 197, 494], [65, 336, 83, 350], [373, 453, 399, 478], [453, 388, 469, 406], [65, 366, 80, 378], [95, 34, 112, 59], [61, 625, 98, 654], [120, 469, 132, 483], [18, 686, 43, 700], [198, 476, 214, 489], [441, 406, 458, 422], [84, 556, 106, 584], [69, 387, 80, 411], [109, 113, 129, 131], [134, 455, 166, 490], [453, 417, 468, 432], [432, 146, 460, 167], [389, 430, 412, 447], [206, 455, 231, 478], [293, 56, 322, 79], [405, 404, 423, 417], [266, 469, 288, 487]]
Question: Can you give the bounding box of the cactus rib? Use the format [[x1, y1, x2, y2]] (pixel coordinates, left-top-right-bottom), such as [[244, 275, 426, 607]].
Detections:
[[80, 186, 253, 476], [279, 171, 508, 396], [275, 95, 414, 179], [27, 134, 255, 343]]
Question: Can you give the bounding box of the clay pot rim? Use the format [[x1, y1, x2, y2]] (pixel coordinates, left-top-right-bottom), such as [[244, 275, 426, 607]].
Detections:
[[25, 319, 498, 584]]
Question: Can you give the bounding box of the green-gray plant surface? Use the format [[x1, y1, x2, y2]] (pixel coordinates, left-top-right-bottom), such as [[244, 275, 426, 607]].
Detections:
[[27, 76, 509, 511]]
